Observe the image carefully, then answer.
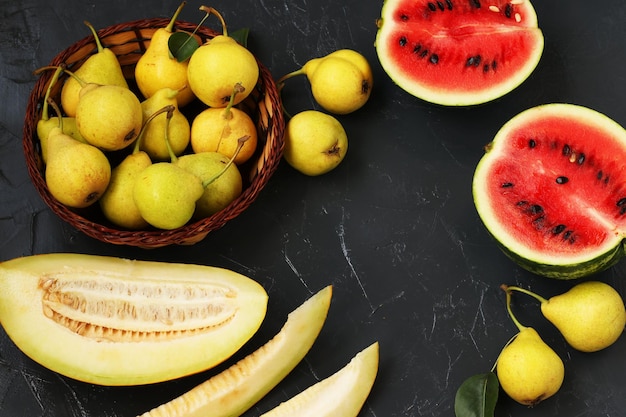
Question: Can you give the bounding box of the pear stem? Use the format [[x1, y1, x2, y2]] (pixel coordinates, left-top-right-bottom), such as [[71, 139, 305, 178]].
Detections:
[[41, 65, 65, 121], [199, 6, 228, 37], [201, 135, 249, 188], [163, 107, 177, 163], [502, 284, 549, 304], [134, 105, 175, 154], [46, 98, 65, 131], [84, 21, 104, 54], [167, 1, 187, 33], [501, 284, 527, 333], [276, 68, 305, 87], [222, 83, 245, 120]]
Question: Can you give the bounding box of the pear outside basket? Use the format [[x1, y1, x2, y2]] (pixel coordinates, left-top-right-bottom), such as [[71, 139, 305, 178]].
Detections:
[[23, 18, 285, 248]]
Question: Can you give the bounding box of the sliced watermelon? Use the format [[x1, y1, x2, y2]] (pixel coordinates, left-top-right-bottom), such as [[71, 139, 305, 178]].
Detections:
[[473, 104, 626, 279], [375, 0, 544, 106]]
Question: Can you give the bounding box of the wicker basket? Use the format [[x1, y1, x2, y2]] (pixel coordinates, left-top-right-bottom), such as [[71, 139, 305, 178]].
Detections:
[[23, 18, 285, 248]]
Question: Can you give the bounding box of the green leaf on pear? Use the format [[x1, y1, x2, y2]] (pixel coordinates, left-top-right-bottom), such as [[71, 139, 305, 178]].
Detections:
[[168, 32, 200, 62], [454, 372, 499, 417]]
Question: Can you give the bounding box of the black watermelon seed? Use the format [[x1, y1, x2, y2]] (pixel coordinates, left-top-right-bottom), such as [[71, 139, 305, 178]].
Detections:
[[529, 204, 543, 215], [471, 0, 481, 8], [491, 61, 497, 71], [552, 224, 566, 234], [597, 170, 603, 180], [621, 206, 626, 216], [420, 49, 429, 58], [399, 36, 408, 47], [446, 0, 453, 9], [528, 139, 536, 148], [556, 176, 569, 184], [604, 176, 610, 185], [533, 216, 546, 228], [413, 44, 422, 53], [501, 182, 514, 188], [429, 54, 439, 64], [617, 197, 626, 207], [562, 144, 572, 156], [428, 2, 437, 11], [577, 153, 585, 165], [400, 14, 409, 21], [437, 1, 445, 11], [504, 4, 512, 18], [483, 63, 490, 72], [563, 230, 573, 240]]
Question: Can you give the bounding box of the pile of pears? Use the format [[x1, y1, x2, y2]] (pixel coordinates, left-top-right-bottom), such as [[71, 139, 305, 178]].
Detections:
[[35, 3, 266, 231], [277, 48, 374, 176], [455, 280, 626, 416]]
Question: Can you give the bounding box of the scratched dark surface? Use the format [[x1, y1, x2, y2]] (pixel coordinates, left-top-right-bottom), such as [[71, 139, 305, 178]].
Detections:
[[1, 0, 626, 416]]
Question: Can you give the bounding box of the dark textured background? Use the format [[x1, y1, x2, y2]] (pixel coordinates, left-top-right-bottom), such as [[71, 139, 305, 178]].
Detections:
[[1, 0, 626, 416]]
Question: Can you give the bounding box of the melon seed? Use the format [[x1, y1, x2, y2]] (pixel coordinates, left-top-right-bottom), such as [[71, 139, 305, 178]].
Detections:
[[466, 55, 482, 67], [428, 2, 437, 11], [617, 198, 626, 207], [562, 144, 572, 156], [399, 36, 407, 47], [470, 0, 481, 8], [556, 176, 569, 184], [436, 1, 445, 11], [501, 182, 514, 188], [429, 54, 439, 64], [489, 5, 500, 12], [38, 274, 239, 342], [528, 139, 537, 148], [552, 224, 566, 234], [445, 0, 453, 10], [576, 153, 585, 165]]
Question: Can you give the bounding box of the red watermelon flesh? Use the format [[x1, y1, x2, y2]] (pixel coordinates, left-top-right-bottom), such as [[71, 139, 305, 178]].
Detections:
[[376, 0, 544, 105], [473, 104, 626, 278]]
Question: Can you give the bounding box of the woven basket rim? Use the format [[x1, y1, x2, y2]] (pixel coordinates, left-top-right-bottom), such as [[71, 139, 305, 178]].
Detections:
[[23, 19, 285, 248]]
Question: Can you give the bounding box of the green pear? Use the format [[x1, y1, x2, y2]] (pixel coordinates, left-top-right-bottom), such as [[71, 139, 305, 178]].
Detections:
[[496, 286, 564, 406], [132, 162, 204, 230], [75, 83, 143, 151], [36, 67, 86, 162], [175, 151, 242, 218], [45, 127, 111, 208], [61, 21, 129, 117], [505, 281, 626, 352], [186, 7, 258, 108], [140, 87, 190, 160], [99, 150, 152, 230], [134, 1, 195, 107]]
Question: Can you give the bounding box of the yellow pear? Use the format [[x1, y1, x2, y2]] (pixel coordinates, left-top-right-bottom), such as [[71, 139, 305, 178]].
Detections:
[[496, 286, 564, 406], [140, 88, 190, 160], [506, 282, 626, 352], [61, 21, 129, 117], [99, 150, 152, 230], [176, 151, 243, 218], [190, 84, 257, 165], [496, 327, 564, 406], [45, 127, 111, 208], [187, 7, 258, 107], [283, 110, 348, 176], [278, 49, 373, 115], [75, 84, 143, 151], [134, 2, 196, 107], [133, 162, 204, 230]]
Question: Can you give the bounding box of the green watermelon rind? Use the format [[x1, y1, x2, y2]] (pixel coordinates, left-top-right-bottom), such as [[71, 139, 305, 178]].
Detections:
[[375, 0, 545, 106], [473, 103, 626, 279]]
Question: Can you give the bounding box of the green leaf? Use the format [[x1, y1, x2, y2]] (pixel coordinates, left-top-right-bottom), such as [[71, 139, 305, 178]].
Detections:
[[168, 32, 200, 62], [230, 28, 250, 48], [454, 372, 499, 417]]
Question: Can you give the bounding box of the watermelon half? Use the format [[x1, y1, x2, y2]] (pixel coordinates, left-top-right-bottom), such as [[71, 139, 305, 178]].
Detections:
[[375, 0, 544, 106], [473, 103, 626, 279]]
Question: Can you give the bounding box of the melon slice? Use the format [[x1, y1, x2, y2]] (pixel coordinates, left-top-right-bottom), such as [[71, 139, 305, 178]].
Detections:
[[259, 342, 379, 417], [138, 285, 332, 417], [375, 0, 544, 106], [0, 253, 268, 386], [473, 103, 626, 278]]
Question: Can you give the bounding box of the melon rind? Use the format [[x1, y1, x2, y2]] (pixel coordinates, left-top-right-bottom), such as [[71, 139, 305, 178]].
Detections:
[[375, 0, 544, 106], [0, 253, 268, 386], [473, 103, 626, 279]]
